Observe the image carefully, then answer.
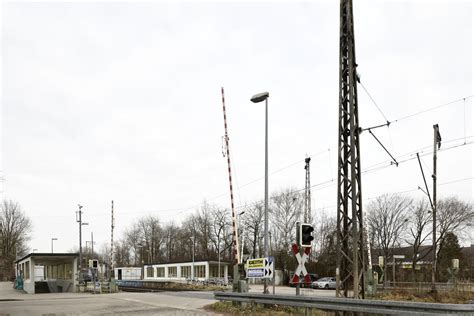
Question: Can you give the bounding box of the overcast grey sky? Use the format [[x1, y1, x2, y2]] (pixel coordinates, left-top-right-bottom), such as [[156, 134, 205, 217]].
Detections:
[[1, 0, 472, 253]]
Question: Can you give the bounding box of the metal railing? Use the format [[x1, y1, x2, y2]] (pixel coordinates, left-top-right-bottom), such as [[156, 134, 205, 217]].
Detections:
[[214, 292, 474, 315]]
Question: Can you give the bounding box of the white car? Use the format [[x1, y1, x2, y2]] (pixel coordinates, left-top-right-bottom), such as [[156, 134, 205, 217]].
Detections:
[[312, 277, 336, 289]]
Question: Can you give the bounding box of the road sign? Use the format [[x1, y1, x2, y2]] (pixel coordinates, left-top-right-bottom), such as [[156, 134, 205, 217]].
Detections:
[[246, 257, 274, 279], [291, 244, 311, 284]]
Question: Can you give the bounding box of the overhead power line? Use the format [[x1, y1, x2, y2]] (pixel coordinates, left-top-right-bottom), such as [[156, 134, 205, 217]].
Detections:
[[393, 95, 473, 123], [74, 137, 472, 219], [359, 80, 390, 123]]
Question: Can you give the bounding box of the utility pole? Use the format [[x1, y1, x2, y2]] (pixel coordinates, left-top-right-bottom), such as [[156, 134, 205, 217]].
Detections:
[[76, 205, 83, 281], [336, 0, 366, 299], [432, 124, 441, 292], [304, 157, 311, 223], [91, 232, 94, 258], [191, 233, 195, 282], [110, 200, 115, 280]]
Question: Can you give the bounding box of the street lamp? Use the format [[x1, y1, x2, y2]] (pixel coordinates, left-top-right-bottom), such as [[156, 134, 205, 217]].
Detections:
[[79, 218, 88, 279], [51, 238, 58, 253], [250, 91, 270, 294], [190, 234, 195, 282]]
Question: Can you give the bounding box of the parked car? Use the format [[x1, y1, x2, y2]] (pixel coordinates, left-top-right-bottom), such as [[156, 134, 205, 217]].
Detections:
[[312, 277, 336, 289]]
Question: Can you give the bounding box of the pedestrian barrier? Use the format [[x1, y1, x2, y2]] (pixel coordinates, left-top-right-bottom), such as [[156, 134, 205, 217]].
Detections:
[[214, 292, 474, 315]]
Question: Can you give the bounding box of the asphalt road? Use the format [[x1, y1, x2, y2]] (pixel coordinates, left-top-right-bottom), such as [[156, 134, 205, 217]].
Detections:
[[0, 282, 216, 315], [0, 282, 336, 315]]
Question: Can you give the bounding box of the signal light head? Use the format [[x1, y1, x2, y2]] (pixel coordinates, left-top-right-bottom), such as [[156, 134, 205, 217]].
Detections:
[[299, 223, 314, 247]]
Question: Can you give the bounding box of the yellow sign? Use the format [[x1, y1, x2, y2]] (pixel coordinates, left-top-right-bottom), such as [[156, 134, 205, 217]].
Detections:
[[247, 258, 265, 269]]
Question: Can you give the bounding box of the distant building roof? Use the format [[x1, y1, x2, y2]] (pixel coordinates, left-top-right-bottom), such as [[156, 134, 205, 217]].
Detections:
[[15, 253, 79, 264], [144, 260, 231, 266]]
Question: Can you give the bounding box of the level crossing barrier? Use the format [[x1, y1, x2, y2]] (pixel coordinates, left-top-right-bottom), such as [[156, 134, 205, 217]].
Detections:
[[214, 292, 474, 315]]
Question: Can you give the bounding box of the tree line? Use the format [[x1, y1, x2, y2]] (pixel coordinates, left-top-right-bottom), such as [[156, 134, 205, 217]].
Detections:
[[0, 191, 472, 283], [105, 191, 473, 283], [0, 200, 33, 280]]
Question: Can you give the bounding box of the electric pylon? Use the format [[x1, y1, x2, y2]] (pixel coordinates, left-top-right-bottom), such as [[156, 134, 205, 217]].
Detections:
[[303, 157, 311, 223], [335, 0, 366, 299]]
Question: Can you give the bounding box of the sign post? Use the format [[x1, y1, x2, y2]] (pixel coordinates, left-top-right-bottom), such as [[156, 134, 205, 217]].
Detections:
[[246, 257, 274, 279], [292, 243, 311, 295]]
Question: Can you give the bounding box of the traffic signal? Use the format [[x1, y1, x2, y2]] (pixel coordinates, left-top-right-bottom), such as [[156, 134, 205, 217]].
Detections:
[[299, 223, 314, 247], [89, 259, 98, 269]]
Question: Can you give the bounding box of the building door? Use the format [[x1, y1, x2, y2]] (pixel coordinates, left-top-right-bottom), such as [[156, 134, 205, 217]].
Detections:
[[118, 269, 122, 280]]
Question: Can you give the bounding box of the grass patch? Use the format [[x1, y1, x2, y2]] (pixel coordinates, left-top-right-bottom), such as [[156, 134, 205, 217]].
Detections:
[[372, 289, 474, 304], [205, 301, 334, 315]]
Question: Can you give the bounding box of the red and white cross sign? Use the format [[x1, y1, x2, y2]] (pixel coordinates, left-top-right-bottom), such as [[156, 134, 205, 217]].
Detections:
[[291, 243, 311, 284]]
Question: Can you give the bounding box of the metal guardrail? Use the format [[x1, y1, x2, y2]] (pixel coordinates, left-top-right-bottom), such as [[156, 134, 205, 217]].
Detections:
[[214, 292, 474, 315]]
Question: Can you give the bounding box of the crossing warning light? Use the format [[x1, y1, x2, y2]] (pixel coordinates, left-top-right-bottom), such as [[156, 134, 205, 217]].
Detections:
[[299, 223, 314, 247], [89, 259, 98, 269]]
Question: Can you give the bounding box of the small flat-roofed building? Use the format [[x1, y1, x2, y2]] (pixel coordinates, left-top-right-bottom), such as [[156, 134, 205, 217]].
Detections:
[[114, 267, 142, 280], [143, 261, 229, 282], [15, 253, 79, 294]]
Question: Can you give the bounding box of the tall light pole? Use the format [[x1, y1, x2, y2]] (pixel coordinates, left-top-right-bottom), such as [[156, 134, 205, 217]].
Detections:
[[51, 238, 58, 253], [250, 91, 269, 294], [432, 124, 441, 292], [190, 234, 195, 282], [76, 204, 88, 281]]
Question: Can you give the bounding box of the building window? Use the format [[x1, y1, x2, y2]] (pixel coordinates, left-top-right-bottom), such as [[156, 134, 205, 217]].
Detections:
[[181, 266, 191, 278], [168, 266, 177, 278], [157, 267, 165, 277], [25, 261, 30, 280], [65, 263, 73, 279], [57, 264, 64, 279], [147, 267, 154, 278], [194, 265, 205, 278], [210, 265, 224, 278]]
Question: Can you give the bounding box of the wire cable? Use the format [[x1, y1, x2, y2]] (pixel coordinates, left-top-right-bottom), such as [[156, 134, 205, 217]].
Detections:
[[393, 95, 473, 123], [359, 81, 390, 123]]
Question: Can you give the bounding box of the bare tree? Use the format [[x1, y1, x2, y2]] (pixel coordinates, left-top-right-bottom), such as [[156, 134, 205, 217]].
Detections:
[[270, 188, 303, 271], [194, 201, 213, 259], [314, 214, 337, 277], [271, 188, 303, 250], [436, 197, 474, 261], [163, 222, 177, 262], [123, 224, 142, 265], [244, 202, 264, 258], [404, 200, 432, 281], [210, 206, 230, 266], [0, 200, 33, 280], [367, 193, 412, 284], [113, 239, 132, 267]]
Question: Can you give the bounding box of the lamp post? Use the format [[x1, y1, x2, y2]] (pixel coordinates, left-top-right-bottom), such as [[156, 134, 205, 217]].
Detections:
[[190, 234, 195, 282], [51, 238, 58, 253], [250, 91, 270, 294], [432, 124, 441, 292], [76, 204, 88, 281]]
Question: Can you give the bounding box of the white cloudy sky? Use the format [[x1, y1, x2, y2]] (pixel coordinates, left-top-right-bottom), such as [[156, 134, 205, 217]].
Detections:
[[1, 0, 472, 253]]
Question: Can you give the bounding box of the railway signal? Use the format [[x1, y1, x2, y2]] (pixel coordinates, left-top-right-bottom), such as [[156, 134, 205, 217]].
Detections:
[[299, 223, 314, 247]]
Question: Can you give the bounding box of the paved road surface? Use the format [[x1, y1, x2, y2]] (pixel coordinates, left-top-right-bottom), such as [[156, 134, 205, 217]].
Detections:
[[0, 282, 336, 315], [0, 282, 216, 315]]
